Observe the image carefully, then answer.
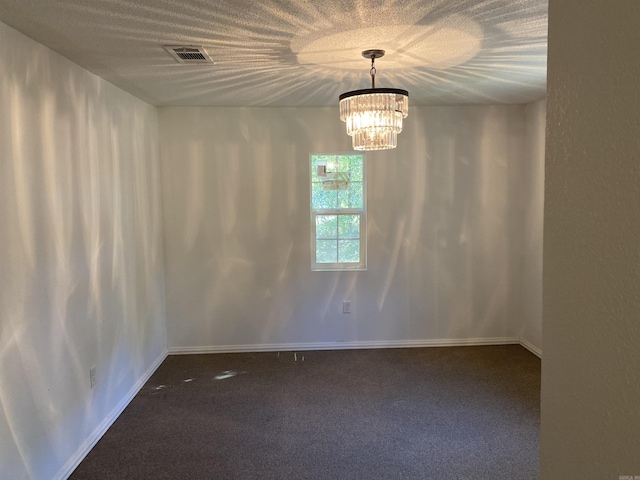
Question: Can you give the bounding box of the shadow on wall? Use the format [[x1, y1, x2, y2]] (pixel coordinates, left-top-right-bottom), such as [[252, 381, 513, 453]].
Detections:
[[0, 34, 165, 479], [160, 105, 532, 350], [369, 106, 523, 340]]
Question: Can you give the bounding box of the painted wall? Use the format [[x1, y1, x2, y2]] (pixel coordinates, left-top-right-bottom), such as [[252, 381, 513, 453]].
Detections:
[[541, 0, 640, 478], [160, 104, 540, 351], [515, 99, 545, 354], [0, 22, 166, 480]]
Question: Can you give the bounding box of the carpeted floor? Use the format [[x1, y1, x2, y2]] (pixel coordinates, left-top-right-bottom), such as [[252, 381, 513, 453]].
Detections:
[[70, 345, 540, 480]]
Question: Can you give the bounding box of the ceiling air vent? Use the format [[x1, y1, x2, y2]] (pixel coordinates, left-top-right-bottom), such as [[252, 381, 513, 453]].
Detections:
[[164, 46, 213, 65]]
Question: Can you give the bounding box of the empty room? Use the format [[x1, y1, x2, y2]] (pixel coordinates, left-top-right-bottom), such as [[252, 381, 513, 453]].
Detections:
[[1, 1, 638, 479]]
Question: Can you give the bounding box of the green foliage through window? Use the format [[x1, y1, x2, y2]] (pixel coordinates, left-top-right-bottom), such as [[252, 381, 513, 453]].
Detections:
[[310, 154, 366, 270]]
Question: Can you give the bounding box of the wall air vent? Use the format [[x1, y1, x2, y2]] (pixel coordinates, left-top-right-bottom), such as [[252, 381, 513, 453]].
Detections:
[[164, 46, 214, 64]]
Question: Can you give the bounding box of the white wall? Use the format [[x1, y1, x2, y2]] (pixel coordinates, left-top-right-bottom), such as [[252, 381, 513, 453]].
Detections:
[[160, 104, 541, 352], [0, 22, 166, 480], [541, 0, 640, 477], [516, 99, 545, 354]]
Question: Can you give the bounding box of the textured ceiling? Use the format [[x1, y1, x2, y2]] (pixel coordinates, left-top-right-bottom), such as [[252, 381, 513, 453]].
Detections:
[[0, 0, 548, 107]]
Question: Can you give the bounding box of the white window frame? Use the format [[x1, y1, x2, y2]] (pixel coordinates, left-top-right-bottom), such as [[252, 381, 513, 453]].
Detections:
[[310, 153, 367, 271]]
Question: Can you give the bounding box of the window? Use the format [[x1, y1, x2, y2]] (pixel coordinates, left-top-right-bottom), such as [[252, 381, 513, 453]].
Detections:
[[310, 154, 366, 270]]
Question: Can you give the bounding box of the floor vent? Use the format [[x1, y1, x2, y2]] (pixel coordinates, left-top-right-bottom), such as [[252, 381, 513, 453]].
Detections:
[[164, 46, 213, 64]]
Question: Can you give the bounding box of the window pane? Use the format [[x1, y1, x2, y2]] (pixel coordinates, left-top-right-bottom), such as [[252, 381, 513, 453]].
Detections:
[[336, 155, 359, 179], [350, 165, 363, 182], [349, 182, 363, 208], [311, 181, 323, 205], [311, 157, 319, 181], [313, 156, 339, 180], [316, 240, 338, 263], [338, 240, 360, 263], [316, 215, 337, 239], [337, 190, 350, 208], [310, 157, 323, 182], [338, 215, 360, 239], [335, 182, 362, 209], [312, 184, 338, 209]]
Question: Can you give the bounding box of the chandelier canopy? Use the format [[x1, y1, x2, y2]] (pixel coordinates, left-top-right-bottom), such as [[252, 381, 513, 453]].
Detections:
[[339, 50, 409, 151]]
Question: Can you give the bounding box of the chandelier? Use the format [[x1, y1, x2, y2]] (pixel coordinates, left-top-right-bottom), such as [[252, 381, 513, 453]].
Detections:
[[339, 50, 409, 151]]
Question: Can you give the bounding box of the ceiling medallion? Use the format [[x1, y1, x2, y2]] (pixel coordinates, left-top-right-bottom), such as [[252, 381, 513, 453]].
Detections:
[[339, 50, 409, 151]]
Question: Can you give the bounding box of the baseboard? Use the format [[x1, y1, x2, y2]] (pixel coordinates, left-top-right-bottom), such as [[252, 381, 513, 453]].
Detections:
[[519, 338, 542, 358], [168, 337, 522, 355], [54, 349, 168, 480]]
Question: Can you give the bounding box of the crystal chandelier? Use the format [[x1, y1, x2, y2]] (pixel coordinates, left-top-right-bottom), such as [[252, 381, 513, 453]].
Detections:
[[339, 50, 409, 151]]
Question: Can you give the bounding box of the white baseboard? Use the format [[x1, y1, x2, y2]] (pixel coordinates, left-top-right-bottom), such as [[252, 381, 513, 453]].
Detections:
[[519, 338, 542, 358], [168, 337, 522, 355], [54, 349, 168, 480]]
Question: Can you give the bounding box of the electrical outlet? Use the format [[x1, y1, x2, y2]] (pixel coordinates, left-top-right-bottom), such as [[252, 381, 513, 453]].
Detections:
[[342, 301, 351, 314], [89, 366, 97, 388]]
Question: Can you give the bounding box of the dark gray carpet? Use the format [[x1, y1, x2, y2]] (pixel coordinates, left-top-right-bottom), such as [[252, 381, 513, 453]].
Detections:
[[70, 345, 540, 480]]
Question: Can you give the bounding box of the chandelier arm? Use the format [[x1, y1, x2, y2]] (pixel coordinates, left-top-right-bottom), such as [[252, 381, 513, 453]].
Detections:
[[370, 57, 376, 89]]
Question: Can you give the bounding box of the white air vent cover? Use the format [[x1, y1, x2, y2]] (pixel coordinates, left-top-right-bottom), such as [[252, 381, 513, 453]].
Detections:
[[164, 46, 213, 64]]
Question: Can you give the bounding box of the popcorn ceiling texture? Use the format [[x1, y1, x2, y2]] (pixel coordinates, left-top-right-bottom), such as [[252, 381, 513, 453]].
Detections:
[[541, 0, 640, 477], [0, 0, 547, 106]]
